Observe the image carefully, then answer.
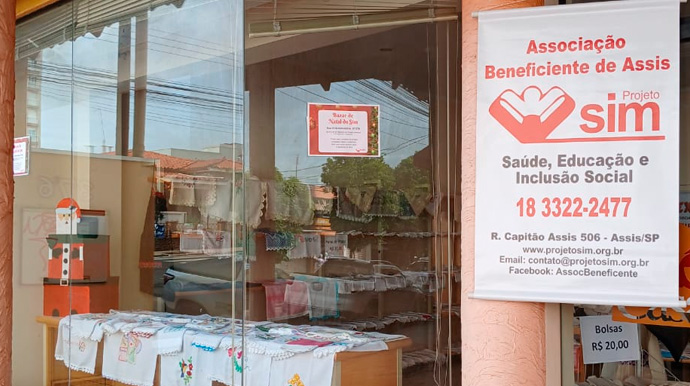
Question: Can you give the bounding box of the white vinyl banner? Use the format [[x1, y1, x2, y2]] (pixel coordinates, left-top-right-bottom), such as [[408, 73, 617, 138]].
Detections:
[[475, 1, 680, 307]]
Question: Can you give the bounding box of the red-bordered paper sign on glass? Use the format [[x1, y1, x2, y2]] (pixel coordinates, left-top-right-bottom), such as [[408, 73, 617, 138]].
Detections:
[[13, 136, 30, 177], [307, 103, 380, 157]]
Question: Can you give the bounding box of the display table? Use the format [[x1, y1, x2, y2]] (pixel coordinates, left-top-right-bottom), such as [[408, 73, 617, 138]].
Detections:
[[37, 315, 410, 386]]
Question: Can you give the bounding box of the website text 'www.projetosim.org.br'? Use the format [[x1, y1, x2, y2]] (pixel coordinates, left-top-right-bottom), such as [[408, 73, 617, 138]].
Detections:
[[522, 245, 638, 268]]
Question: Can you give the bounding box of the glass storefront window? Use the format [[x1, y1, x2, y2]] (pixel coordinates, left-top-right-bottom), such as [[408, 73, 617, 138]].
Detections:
[[14, 0, 245, 384], [13, 1, 459, 385], [244, 21, 460, 385]]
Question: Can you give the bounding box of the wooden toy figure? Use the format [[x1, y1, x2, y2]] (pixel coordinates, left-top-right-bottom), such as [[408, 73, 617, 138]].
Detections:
[[48, 198, 84, 284]]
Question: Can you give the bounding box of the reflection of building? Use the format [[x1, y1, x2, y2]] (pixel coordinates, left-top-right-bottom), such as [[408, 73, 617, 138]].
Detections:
[[114, 149, 242, 175], [15, 53, 42, 148], [155, 143, 243, 163], [113, 149, 242, 228], [26, 56, 41, 148], [311, 185, 334, 229]]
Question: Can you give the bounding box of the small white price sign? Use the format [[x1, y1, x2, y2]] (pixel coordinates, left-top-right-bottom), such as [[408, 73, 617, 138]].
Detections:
[[580, 315, 640, 364]]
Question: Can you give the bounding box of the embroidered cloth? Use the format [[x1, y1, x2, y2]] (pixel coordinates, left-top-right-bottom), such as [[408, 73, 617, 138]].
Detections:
[[54, 311, 403, 386]]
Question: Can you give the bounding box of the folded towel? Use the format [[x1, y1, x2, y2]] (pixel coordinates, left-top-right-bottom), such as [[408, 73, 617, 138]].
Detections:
[[102, 332, 158, 386]]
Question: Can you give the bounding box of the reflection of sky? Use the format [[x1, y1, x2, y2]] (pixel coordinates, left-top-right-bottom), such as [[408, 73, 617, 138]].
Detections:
[[35, 0, 428, 184], [39, 0, 243, 152]]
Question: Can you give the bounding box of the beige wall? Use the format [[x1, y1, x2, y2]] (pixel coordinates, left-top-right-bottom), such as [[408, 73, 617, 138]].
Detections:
[[12, 150, 154, 385]]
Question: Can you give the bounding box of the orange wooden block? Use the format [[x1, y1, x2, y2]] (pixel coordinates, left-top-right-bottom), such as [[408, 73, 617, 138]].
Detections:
[[43, 277, 119, 317]]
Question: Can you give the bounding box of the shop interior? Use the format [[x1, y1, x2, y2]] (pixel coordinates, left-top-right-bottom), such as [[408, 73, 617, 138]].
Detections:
[[12, 0, 461, 385]]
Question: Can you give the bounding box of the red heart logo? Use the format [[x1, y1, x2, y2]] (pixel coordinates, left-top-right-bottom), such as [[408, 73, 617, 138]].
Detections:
[[489, 86, 575, 143]]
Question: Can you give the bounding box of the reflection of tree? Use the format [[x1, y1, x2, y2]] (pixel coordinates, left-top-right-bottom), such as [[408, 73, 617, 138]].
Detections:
[[272, 171, 309, 256], [321, 155, 430, 194], [321, 157, 394, 189], [394, 156, 430, 191], [274, 167, 285, 182], [321, 155, 430, 233]]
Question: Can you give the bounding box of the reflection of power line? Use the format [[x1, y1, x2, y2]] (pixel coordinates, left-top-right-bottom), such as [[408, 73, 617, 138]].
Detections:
[[32, 44, 427, 156], [33, 59, 245, 141], [382, 137, 426, 151], [81, 34, 238, 69], [345, 81, 427, 117], [355, 79, 427, 116], [36, 62, 243, 102], [292, 85, 429, 130], [35, 54, 237, 101], [40, 90, 242, 136], [334, 79, 429, 116], [35, 63, 244, 119], [297, 174, 322, 179], [148, 24, 239, 54], [148, 26, 238, 55], [46, 86, 238, 124], [40, 86, 241, 130], [36, 62, 426, 135], [44, 85, 240, 122], [89, 24, 237, 57], [380, 130, 415, 141], [276, 88, 428, 137], [334, 82, 428, 125], [92, 31, 242, 66], [279, 163, 326, 174], [383, 136, 427, 156]]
